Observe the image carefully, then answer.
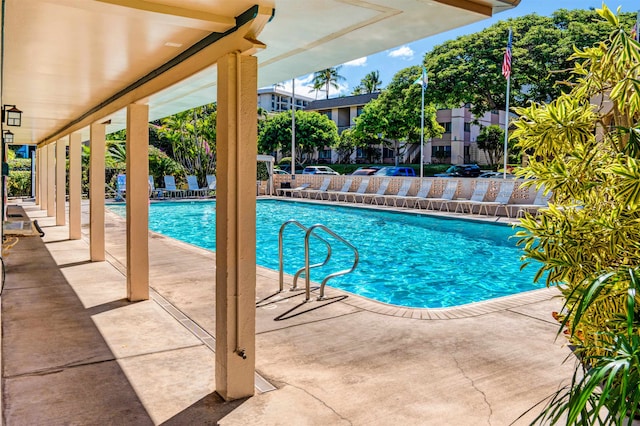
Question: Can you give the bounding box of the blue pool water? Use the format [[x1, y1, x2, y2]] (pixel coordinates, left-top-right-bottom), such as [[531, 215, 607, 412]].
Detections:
[[108, 200, 543, 308]]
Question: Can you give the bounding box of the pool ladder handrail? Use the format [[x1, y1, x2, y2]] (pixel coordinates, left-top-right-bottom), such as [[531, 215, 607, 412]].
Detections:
[[278, 220, 332, 292], [278, 220, 359, 301], [304, 224, 359, 301]]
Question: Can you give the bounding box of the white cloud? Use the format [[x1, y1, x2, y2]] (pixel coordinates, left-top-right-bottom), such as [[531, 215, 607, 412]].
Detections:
[[272, 73, 350, 100], [388, 45, 414, 60], [343, 57, 367, 67]]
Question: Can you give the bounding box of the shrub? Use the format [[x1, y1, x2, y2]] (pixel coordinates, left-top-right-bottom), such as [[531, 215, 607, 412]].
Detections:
[[513, 5, 640, 423], [8, 171, 31, 197]]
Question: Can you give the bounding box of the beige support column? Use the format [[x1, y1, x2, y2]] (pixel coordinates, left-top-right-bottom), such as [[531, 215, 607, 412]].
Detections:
[[40, 147, 48, 210], [89, 123, 105, 261], [215, 53, 257, 401], [46, 143, 55, 216], [68, 133, 82, 239], [35, 148, 40, 205], [125, 103, 149, 301], [56, 137, 67, 226]]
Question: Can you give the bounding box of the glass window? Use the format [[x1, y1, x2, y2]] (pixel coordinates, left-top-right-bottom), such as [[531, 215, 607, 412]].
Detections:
[[464, 122, 471, 132]]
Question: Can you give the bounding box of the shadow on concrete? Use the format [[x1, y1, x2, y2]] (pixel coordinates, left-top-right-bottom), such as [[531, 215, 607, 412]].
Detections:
[[2, 209, 153, 424], [86, 298, 138, 316], [160, 393, 247, 425], [274, 295, 348, 321], [58, 259, 94, 269]]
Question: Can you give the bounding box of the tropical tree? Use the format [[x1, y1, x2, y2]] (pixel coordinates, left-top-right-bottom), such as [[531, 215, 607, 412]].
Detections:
[[512, 5, 640, 423], [360, 70, 383, 94], [353, 66, 443, 164], [312, 67, 345, 99], [424, 9, 637, 118], [258, 110, 339, 164], [475, 125, 504, 170], [157, 103, 217, 187]]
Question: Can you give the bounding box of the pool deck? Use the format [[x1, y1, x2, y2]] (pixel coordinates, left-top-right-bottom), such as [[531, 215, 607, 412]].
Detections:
[[2, 198, 575, 425]]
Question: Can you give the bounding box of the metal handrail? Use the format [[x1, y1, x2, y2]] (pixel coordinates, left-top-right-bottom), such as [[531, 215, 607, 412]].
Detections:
[[278, 220, 331, 291], [304, 224, 359, 301]]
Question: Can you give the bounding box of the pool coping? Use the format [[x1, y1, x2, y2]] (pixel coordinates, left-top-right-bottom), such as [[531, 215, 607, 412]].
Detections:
[[107, 198, 557, 321]]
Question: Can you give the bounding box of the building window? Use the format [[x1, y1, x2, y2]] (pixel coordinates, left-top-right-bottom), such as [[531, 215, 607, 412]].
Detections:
[[440, 122, 451, 133], [464, 122, 471, 132], [356, 106, 364, 116], [383, 147, 395, 159], [319, 149, 332, 159], [356, 148, 366, 158], [432, 146, 451, 156]]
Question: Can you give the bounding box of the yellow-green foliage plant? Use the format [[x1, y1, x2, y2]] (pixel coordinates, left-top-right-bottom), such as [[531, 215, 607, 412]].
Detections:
[[513, 5, 640, 424]]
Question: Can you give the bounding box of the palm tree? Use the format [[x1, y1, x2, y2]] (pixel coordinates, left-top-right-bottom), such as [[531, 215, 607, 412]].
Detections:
[[312, 67, 345, 99], [360, 70, 382, 93]]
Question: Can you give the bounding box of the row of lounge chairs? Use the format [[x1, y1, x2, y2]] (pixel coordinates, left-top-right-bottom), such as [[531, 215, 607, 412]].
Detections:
[[276, 177, 551, 217], [116, 174, 216, 199]]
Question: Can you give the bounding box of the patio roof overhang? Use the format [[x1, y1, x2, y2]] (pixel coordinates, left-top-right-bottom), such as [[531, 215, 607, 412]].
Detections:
[[0, 0, 519, 147]]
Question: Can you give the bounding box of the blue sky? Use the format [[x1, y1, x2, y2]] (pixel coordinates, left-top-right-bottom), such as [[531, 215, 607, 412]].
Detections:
[[282, 1, 639, 99]]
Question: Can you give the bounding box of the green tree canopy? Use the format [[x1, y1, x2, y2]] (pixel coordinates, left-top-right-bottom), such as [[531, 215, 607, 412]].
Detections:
[[353, 66, 442, 162], [157, 103, 217, 187], [258, 110, 339, 164], [358, 70, 383, 94], [424, 8, 637, 117]]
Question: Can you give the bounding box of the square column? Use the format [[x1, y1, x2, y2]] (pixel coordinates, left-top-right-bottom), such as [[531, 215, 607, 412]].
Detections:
[[215, 53, 257, 401], [125, 103, 149, 302], [68, 133, 82, 239], [89, 123, 105, 261], [46, 143, 55, 216], [35, 148, 40, 205], [39, 147, 47, 210], [56, 137, 67, 226]]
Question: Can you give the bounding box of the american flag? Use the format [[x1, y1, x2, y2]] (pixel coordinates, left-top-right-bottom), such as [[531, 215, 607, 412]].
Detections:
[[502, 28, 512, 79]]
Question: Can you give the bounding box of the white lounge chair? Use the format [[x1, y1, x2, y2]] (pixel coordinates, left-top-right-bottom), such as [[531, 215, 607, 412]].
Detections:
[[304, 177, 332, 200], [449, 181, 490, 214], [162, 175, 185, 198], [363, 178, 390, 205], [276, 183, 310, 197], [425, 180, 459, 211], [382, 179, 413, 207], [326, 178, 353, 201], [477, 181, 516, 216], [343, 178, 370, 202], [514, 185, 552, 217], [399, 180, 433, 209]]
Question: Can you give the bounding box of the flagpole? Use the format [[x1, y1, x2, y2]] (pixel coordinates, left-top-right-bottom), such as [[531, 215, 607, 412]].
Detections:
[[503, 76, 510, 179], [420, 73, 425, 179], [291, 78, 296, 180]]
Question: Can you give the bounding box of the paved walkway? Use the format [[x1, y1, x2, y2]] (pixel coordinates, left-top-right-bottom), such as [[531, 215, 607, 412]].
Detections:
[[1, 199, 575, 425]]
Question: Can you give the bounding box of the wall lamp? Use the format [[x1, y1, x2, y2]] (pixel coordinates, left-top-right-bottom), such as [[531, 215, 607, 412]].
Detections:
[[2, 130, 14, 144], [2, 105, 22, 127]]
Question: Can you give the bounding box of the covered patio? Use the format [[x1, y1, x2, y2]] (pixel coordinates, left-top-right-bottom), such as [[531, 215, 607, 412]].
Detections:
[[0, 0, 574, 423]]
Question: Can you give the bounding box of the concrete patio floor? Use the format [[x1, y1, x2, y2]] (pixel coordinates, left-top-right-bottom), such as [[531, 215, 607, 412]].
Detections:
[[1, 198, 575, 425]]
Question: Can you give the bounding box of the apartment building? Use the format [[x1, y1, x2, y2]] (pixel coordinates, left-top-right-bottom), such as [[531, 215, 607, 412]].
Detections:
[[257, 87, 315, 113]]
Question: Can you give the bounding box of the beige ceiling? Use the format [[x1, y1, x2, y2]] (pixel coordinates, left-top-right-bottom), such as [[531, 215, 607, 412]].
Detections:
[[0, 0, 519, 146]]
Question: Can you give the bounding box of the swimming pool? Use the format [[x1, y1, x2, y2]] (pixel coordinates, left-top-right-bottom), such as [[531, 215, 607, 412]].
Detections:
[[107, 199, 543, 308]]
